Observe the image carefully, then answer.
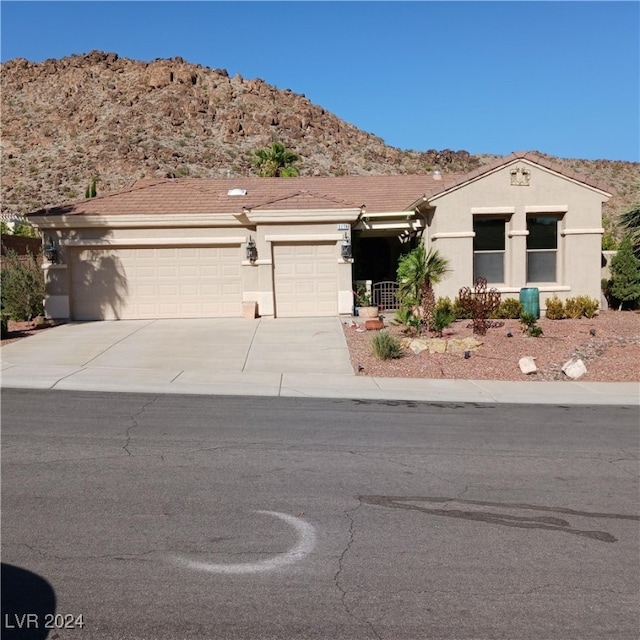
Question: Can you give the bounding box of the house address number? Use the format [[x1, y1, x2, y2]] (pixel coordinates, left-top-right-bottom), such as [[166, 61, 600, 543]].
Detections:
[[337, 224, 350, 230]]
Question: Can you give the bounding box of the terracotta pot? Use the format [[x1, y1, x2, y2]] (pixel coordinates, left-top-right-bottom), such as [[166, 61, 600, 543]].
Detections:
[[358, 306, 379, 319], [365, 319, 384, 331]]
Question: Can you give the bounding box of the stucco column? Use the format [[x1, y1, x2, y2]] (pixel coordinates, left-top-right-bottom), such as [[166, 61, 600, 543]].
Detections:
[[507, 230, 529, 288], [42, 262, 69, 319]]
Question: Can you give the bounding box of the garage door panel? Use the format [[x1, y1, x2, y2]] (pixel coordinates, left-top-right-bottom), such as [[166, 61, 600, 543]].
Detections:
[[273, 243, 337, 317], [71, 246, 242, 320]]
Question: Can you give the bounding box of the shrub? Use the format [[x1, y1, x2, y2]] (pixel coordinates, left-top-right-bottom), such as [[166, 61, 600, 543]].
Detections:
[[452, 295, 473, 319], [430, 308, 455, 335], [545, 295, 565, 320], [434, 296, 454, 317], [609, 235, 640, 309], [0, 249, 45, 321], [520, 312, 543, 337], [576, 295, 599, 318], [564, 296, 599, 319], [492, 297, 524, 319], [370, 330, 404, 360], [564, 297, 582, 319], [394, 304, 422, 334], [12, 222, 36, 238]]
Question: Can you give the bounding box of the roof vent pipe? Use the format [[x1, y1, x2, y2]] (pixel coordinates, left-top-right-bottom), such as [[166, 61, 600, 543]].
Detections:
[[433, 171, 442, 180]]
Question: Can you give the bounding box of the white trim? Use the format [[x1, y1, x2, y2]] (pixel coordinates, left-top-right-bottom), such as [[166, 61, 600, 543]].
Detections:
[[361, 221, 423, 231], [241, 259, 273, 266], [431, 232, 475, 239], [265, 233, 342, 242], [360, 211, 417, 219], [524, 205, 569, 213], [61, 237, 246, 247], [471, 207, 516, 214], [28, 214, 244, 228], [495, 285, 572, 294], [246, 209, 360, 223], [561, 228, 604, 236], [524, 285, 571, 291], [508, 230, 530, 237]]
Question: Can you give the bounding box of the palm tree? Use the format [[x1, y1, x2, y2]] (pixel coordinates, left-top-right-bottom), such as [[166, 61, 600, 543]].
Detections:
[[251, 142, 300, 177], [397, 244, 450, 330], [620, 204, 640, 257]]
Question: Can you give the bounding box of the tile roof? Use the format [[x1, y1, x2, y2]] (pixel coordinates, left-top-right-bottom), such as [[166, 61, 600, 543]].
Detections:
[[29, 174, 461, 217], [27, 152, 613, 219], [424, 151, 614, 200]]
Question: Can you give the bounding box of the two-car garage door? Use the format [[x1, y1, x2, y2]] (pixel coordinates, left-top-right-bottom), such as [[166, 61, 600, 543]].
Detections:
[[70, 246, 242, 320], [69, 242, 339, 320]]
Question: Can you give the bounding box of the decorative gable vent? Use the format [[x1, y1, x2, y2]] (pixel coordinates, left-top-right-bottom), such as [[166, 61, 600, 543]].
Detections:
[[227, 188, 247, 196], [510, 166, 531, 186]]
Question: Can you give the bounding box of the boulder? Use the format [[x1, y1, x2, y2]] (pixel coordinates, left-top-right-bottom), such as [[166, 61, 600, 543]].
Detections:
[[462, 337, 484, 351], [428, 338, 448, 354], [562, 358, 587, 380], [405, 338, 431, 354], [518, 356, 538, 375], [446, 339, 466, 355]]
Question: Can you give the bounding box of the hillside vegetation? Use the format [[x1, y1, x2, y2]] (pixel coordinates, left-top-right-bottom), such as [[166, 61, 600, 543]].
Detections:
[[2, 51, 638, 227]]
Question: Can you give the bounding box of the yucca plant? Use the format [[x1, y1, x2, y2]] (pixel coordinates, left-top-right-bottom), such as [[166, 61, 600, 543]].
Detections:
[[396, 245, 450, 333], [370, 330, 404, 360]]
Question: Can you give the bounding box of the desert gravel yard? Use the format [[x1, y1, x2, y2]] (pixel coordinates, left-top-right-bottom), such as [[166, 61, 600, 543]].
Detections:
[[343, 309, 640, 382], [3, 311, 639, 383]]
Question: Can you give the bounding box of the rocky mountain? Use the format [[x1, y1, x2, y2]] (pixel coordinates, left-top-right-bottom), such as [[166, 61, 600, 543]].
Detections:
[[1, 51, 638, 227]]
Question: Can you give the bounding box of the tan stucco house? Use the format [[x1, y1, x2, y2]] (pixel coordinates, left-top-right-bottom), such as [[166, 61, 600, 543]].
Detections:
[[26, 152, 612, 321]]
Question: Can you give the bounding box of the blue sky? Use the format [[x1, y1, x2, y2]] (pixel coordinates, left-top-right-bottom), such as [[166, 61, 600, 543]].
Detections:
[[1, 1, 638, 162]]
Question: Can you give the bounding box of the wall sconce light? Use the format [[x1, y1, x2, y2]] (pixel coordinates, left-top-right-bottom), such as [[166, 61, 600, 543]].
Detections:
[[341, 232, 352, 260], [44, 237, 58, 264], [246, 236, 258, 264]]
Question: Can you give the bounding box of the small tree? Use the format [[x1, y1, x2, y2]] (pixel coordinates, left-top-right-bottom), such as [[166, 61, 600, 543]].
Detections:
[[609, 235, 640, 310], [251, 142, 299, 177], [1, 248, 45, 321], [12, 222, 37, 237], [396, 244, 450, 334], [85, 176, 98, 198], [620, 204, 640, 258]]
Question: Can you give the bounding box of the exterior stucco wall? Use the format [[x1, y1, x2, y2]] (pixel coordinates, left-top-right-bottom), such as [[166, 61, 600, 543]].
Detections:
[[37, 218, 355, 319], [427, 160, 608, 306], [256, 221, 354, 316]]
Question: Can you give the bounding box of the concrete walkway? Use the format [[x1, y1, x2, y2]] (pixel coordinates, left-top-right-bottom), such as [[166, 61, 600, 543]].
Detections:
[[1, 318, 638, 405]]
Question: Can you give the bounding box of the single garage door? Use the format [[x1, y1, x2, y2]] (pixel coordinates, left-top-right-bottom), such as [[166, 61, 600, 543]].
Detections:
[[273, 242, 338, 317], [70, 246, 242, 320]]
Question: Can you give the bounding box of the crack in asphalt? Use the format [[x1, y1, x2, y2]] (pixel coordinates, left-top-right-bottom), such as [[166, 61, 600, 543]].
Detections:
[[123, 395, 159, 456], [346, 450, 465, 492], [4, 542, 157, 562], [333, 498, 382, 640], [605, 456, 640, 478]]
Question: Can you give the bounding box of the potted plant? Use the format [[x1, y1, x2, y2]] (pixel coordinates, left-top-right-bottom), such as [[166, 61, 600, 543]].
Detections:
[[354, 283, 379, 318]]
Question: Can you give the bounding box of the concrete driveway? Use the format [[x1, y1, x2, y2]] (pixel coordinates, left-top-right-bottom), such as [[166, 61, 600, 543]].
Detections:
[[0, 317, 356, 394], [2, 317, 638, 404]]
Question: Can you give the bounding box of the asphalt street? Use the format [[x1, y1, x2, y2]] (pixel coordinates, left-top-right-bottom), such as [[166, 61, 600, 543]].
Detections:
[[2, 389, 639, 640]]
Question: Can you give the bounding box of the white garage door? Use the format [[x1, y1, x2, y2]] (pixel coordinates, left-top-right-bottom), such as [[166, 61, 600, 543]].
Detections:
[[273, 243, 338, 317], [70, 246, 242, 320]]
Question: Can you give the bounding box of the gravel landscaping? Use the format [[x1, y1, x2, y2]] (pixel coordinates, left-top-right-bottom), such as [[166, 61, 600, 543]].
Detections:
[[343, 309, 640, 382], [3, 312, 639, 383]]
